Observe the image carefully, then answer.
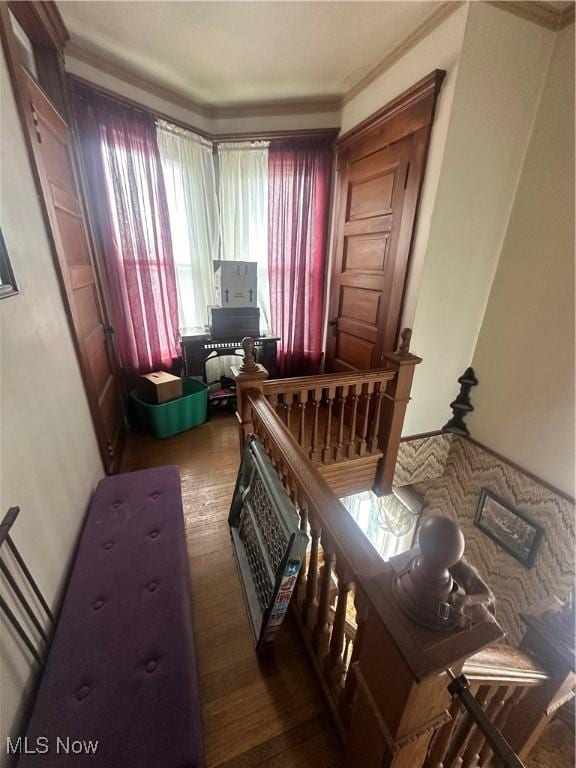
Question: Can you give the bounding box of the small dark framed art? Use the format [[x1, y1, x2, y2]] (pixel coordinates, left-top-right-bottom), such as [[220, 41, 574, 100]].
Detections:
[[474, 488, 543, 568], [0, 228, 18, 299]]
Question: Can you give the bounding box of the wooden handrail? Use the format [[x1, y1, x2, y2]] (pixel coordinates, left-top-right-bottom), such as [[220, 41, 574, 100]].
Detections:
[[262, 368, 396, 395]]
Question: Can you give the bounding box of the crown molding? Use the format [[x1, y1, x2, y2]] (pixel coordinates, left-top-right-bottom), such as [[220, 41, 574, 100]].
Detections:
[[66, 41, 213, 118], [62, 0, 575, 124], [342, 1, 463, 105], [66, 40, 341, 120], [65, 2, 462, 122], [211, 95, 341, 118], [486, 1, 575, 30], [70, 71, 340, 142]]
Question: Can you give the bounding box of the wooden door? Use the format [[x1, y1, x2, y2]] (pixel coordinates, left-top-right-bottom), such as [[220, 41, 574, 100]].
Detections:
[[325, 71, 445, 372], [23, 71, 125, 471]]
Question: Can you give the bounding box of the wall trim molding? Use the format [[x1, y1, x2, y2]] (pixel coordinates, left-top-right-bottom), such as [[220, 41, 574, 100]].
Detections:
[[486, 1, 576, 31], [400, 430, 445, 442]]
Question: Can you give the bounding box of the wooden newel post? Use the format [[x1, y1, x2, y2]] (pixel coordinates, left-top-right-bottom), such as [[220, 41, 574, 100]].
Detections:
[[374, 328, 422, 495], [231, 337, 269, 452], [345, 517, 503, 768]]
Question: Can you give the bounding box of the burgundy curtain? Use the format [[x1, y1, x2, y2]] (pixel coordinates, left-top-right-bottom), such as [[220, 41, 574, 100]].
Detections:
[[268, 139, 333, 377], [72, 85, 179, 375]]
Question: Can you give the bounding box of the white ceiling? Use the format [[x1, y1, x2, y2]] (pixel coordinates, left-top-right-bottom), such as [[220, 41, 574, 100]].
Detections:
[[60, 1, 441, 107]]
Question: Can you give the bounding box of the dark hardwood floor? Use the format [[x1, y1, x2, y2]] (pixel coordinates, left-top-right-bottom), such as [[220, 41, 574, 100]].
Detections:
[[122, 411, 342, 767]]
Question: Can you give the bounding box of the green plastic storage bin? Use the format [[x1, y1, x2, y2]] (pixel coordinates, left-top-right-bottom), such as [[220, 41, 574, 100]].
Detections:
[[130, 378, 208, 438]]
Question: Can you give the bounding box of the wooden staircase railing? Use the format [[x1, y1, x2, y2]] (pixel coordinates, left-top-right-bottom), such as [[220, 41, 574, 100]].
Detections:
[[231, 338, 559, 768], [245, 388, 386, 739], [233, 330, 421, 496]]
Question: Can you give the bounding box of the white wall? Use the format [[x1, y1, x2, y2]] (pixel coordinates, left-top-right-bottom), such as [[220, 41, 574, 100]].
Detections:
[[0, 46, 103, 753], [468, 24, 575, 497], [403, 3, 555, 435]]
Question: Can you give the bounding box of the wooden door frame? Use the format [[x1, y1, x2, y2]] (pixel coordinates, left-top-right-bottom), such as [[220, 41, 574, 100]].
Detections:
[[326, 70, 445, 364], [0, 1, 125, 472]]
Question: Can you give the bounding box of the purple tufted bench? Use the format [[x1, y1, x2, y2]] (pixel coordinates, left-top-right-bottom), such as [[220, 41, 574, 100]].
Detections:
[[17, 466, 203, 768]]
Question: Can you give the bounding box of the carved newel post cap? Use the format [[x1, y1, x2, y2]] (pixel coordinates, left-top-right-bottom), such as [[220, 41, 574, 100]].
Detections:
[[238, 336, 259, 374], [394, 516, 466, 630], [397, 328, 412, 355], [419, 516, 465, 576]]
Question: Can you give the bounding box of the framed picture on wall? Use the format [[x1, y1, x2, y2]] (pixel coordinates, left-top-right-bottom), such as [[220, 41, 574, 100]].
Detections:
[[0, 228, 18, 299], [474, 488, 544, 568]]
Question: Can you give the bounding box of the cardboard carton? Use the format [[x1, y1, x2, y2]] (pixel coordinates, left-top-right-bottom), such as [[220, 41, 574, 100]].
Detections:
[[137, 371, 183, 404], [213, 261, 257, 308]]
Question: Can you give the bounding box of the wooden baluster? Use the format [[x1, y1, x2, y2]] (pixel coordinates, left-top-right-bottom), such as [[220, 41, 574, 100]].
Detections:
[[324, 570, 353, 690], [303, 523, 321, 630], [368, 381, 384, 453], [478, 686, 523, 767], [313, 538, 335, 657], [358, 382, 374, 456], [335, 386, 346, 461], [295, 502, 308, 608], [424, 696, 465, 768], [285, 393, 293, 431], [461, 686, 498, 768], [268, 391, 278, 415], [298, 390, 307, 449], [322, 386, 336, 463], [346, 384, 359, 458], [338, 590, 368, 725], [444, 683, 487, 768], [343, 633, 352, 670], [309, 387, 322, 462]]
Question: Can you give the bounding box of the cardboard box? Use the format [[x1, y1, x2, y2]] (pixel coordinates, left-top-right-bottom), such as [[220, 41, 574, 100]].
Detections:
[[213, 261, 257, 308], [137, 371, 183, 404]]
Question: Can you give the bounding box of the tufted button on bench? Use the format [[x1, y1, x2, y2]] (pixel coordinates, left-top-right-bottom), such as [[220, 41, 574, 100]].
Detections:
[[17, 466, 203, 768]]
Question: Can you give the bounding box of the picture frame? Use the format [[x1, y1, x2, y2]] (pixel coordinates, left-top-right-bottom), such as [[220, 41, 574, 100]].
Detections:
[[0, 228, 18, 300], [474, 488, 544, 568]]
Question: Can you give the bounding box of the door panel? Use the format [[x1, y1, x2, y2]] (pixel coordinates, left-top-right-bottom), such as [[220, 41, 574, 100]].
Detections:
[[336, 332, 374, 369], [348, 172, 394, 219], [327, 137, 411, 372], [343, 234, 390, 272], [23, 71, 125, 471], [325, 73, 445, 374]]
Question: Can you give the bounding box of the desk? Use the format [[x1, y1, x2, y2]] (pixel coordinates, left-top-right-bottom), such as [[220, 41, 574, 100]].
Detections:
[[181, 333, 280, 382]]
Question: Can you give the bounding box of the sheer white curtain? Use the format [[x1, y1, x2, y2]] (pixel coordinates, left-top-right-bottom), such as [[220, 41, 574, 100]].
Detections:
[[157, 121, 219, 332], [217, 142, 271, 332]]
